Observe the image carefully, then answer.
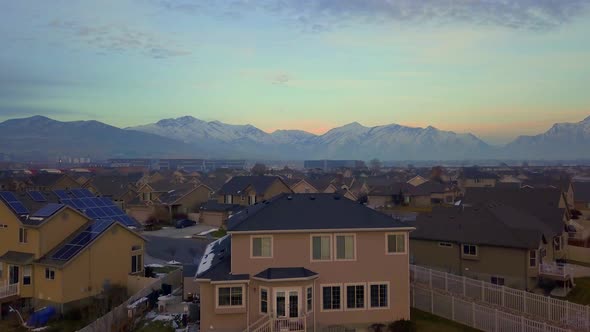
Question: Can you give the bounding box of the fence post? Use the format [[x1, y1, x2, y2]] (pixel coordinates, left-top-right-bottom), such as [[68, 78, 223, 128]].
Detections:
[[412, 286, 415, 307], [472, 302, 476, 328], [451, 296, 455, 321], [542, 322, 546, 332], [494, 309, 498, 332], [429, 269, 433, 288], [501, 286, 505, 307], [430, 289, 434, 313], [521, 316, 525, 332], [463, 276, 466, 297], [565, 300, 569, 323], [523, 291, 527, 314], [481, 280, 485, 302], [445, 273, 448, 292]]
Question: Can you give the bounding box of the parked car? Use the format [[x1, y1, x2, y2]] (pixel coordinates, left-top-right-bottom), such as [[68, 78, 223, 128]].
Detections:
[[175, 219, 197, 229]]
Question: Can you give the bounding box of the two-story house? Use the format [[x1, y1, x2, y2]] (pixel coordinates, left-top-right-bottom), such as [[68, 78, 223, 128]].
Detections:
[[409, 204, 569, 290], [457, 168, 499, 192], [217, 176, 292, 206], [0, 190, 146, 316], [195, 193, 414, 332]]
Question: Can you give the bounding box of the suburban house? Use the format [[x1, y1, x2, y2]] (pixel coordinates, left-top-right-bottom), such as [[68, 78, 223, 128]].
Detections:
[[217, 176, 293, 206], [409, 203, 569, 291], [521, 175, 575, 209], [196, 193, 414, 332], [199, 200, 244, 228], [367, 181, 456, 209], [457, 168, 499, 192], [0, 189, 146, 316], [84, 174, 140, 209], [286, 179, 319, 194], [573, 182, 590, 219], [27, 174, 80, 192]]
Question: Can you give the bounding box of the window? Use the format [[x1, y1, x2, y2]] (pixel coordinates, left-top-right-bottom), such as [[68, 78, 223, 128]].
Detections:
[[225, 195, 233, 204], [218, 286, 243, 307], [19, 228, 28, 244], [312, 235, 332, 261], [322, 285, 341, 311], [491, 276, 505, 286], [335, 234, 355, 260], [260, 288, 268, 314], [346, 284, 365, 310], [45, 268, 55, 280], [462, 244, 477, 257], [306, 286, 313, 313], [131, 254, 143, 273], [553, 236, 562, 251], [248, 195, 256, 205], [529, 250, 537, 267], [386, 233, 406, 254], [438, 242, 453, 248], [370, 284, 388, 308], [23, 265, 32, 285], [252, 236, 272, 258]]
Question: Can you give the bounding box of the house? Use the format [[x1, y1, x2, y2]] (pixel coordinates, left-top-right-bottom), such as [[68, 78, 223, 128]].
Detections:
[[199, 200, 244, 228], [85, 174, 139, 208], [457, 168, 498, 191], [287, 179, 319, 194], [28, 174, 80, 192], [409, 204, 569, 290], [195, 193, 414, 332], [217, 176, 292, 206], [406, 175, 428, 187], [0, 190, 146, 315], [573, 182, 590, 219], [367, 181, 456, 209], [521, 176, 575, 209]]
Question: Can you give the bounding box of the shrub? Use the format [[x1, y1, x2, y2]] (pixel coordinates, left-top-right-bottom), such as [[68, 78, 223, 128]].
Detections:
[[370, 323, 386, 332], [388, 320, 417, 332]]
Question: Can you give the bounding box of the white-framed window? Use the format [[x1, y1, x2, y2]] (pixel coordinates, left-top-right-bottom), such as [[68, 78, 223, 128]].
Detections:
[[23, 265, 32, 285], [386, 233, 406, 254], [217, 285, 244, 308], [438, 242, 453, 248], [345, 284, 365, 310], [306, 286, 313, 313], [260, 287, 269, 314], [311, 234, 332, 261], [19, 227, 28, 244], [491, 276, 505, 286], [251, 236, 273, 258], [335, 234, 355, 261], [225, 195, 233, 204], [529, 249, 537, 267], [369, 283, 389, 309], [45, 268, 55, 280], [462, 244, 478, 257], [321, 285, 342, 311], [131, 254, 143, 273]]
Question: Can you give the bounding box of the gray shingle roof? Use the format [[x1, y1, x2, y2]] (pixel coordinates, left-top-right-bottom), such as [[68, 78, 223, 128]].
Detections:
[[254, 268, 318, 280], [196, 235, 249, 281], [227, 193, 411, 232], [219, 176, 286, 195], [0, 251, 35, 265], [573, 182, 590, 202], [410, 204, 561, 249]]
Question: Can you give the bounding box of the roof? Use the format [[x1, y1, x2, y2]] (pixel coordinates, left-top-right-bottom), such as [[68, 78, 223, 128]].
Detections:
[[30, 173, 68, 187], [89, 175, 135, 198], [200, 200, 244, 213], [410, 204, 561, 249], [196, 235, 249, 281], [460, 168, 499, 180], [227, 193, 412, 232], [219, 176, 287, 195], [254, 267, 318, 281], [573, 182, 590, 202], [157, 184, 211, 205], [183, 264, 198, 278], [0, 251, 35, 265]]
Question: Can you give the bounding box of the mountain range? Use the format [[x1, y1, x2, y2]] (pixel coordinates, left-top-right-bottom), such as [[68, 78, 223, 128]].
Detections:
[[1, 115, 589, 161]]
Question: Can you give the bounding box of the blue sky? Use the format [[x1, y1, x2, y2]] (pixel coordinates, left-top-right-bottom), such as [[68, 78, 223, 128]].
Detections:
[[1, 0, 590, 144]]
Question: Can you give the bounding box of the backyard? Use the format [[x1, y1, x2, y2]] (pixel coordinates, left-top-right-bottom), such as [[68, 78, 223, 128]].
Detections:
[[411, 308, 481, 332], [562, 277, 590, 306]]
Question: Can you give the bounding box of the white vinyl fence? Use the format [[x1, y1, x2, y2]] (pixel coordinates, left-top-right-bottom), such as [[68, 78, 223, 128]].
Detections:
[[77, 268, 182, 332], [412, 285, 571, 332], [411, 265, 590, 331]]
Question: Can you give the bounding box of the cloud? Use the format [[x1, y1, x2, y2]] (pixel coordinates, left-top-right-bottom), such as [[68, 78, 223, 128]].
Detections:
[[157, 0, 590, 32], [271, 73, 291, 85], [48, 19, 191, 59]]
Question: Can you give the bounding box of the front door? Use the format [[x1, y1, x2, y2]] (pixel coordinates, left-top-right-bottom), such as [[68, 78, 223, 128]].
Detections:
[[9, 265, 19, 285], [275, 290, 299, 318]]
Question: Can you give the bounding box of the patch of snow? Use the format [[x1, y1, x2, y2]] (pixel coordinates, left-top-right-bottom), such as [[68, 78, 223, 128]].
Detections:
[[196, 235, 227, 276], [167, 260, 182, 265], [146, 263, 165, 268], [197, 228, 217, 236]]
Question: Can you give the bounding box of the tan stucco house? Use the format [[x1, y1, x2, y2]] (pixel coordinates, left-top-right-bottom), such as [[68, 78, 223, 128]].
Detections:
[[217, 176, 293, 206], [196, 193, 414, 332]]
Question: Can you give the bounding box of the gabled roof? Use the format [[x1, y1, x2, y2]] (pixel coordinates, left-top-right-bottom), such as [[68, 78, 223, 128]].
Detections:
[[219, 176, 288, 195], [89, 175, 136, 198], [460, 168, 499, 180], [30, 173, 73, 187], [227, 193, 412, 232], [0, 251, 35, 265], [573, 182, 590, 202], [411, 204, 561, 249], [200, 200, 244, 213], [196, 235, 249, 282], [157, 184, 212, 205]]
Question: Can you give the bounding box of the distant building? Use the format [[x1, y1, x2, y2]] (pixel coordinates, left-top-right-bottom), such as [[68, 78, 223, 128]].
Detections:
[[304, 160, 366, 171], [107, 158, 246, 172]]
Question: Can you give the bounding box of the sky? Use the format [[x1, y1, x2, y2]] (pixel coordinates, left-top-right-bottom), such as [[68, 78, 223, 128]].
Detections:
[[1, 0, 590, 145]]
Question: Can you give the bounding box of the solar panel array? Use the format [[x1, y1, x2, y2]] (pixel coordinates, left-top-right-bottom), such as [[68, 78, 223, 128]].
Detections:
[[53, 189, 70, 200], [0, 191, 30, 215], [51, 219, 115, 261], [27, 191, 47, 202], [61, 196, 138, 227], [32, 203, 65, 218]]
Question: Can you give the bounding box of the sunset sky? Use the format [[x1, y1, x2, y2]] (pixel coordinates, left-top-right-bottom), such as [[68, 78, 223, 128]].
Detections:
[[1, 0, 590, 144]]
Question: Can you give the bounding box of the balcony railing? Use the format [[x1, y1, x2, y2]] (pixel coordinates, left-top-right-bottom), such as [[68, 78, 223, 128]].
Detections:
[[248, 315, 310, 332], [539, 262, 573, 279], [0, 284, 19, 299]]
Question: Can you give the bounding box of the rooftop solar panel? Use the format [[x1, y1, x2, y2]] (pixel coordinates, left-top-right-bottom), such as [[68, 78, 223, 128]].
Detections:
[[51, 219, 115, 261], [32, 203, 64, 218], [27, 191, 47, 202], [71, 189, 94, 199], [53, 190, 70, 199], [0, 191, 30, 215]]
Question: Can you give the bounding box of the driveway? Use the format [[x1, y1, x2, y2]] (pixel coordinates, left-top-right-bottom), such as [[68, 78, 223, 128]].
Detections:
[[142, 224, 217, 239]]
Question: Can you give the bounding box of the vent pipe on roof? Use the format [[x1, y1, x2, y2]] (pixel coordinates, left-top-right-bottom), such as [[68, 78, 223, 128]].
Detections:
[[287, 195, 293, 200]]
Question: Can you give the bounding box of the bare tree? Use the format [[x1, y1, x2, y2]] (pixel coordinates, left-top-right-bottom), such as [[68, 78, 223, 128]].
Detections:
[[369, 158, 382, 173], [251, 163, 267, 176]]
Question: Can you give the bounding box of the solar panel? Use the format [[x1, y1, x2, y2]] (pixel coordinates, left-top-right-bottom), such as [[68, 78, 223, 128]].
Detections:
[[27, 191, 47, 202], [71, 189, 94, 198], [32, 203, 64, 217], [0, 191, 30, 215], [51, 219, 115, 261], [53, 190, 70, 199]]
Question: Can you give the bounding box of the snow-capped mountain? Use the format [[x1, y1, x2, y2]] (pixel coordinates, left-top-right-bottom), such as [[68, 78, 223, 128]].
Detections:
[[129, 116, 493, 160], [504, 116, 590, 159]]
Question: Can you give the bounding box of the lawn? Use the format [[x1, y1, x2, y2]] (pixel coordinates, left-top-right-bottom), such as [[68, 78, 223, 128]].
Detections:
[[563, 277, 590, 305], [412, 308, 481, 332], [211, 228, 227, 238]]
